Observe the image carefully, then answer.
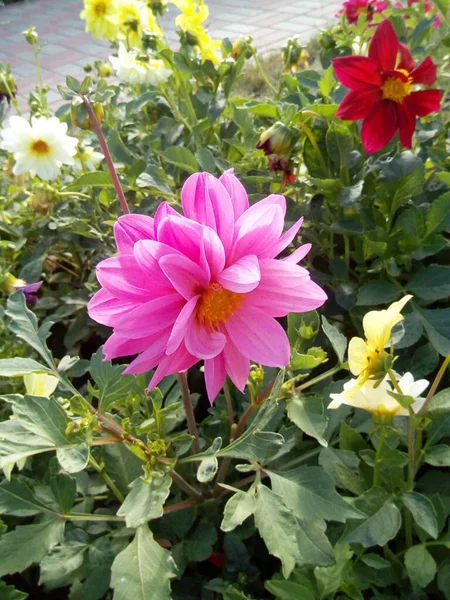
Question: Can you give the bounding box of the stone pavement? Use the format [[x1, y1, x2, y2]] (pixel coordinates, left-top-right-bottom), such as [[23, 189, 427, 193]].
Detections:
[[0, 0, 342, 113]]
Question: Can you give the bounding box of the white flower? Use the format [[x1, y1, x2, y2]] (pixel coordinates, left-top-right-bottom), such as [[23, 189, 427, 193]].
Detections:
[[74, 143, 104, 171], [110, 43, 171, 85], [0, 116, 78, 181], [328, 372, 429, 417]]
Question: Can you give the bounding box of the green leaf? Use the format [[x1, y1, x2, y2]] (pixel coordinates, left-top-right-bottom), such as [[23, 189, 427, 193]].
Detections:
[[325, 122, 354, 169], [220, 431, 284, 462], [360, 553, 391, 569], [406, 266, 450, 303], [221, 488, 257, 532], [107, 130, 135, 165], [290, 347, 327, 370], [117, 475, 172, 528], [322, 316, 347, 363], [0, 518, 65, 577], [320, 447, 366, 496], [39, 540, 88, 590], [356, 281, 401, 306], [254, 484, 301, 578], [0, 358, 52, 377], [63, 171, 114, 191], [434, 0, 449, 18], [405, 545, 437, 590], [57, 443, 89, 473], [6, 292, 55, 369], [295, 517, 334, 568], [195, 147, 216, 173], [426, 191, 450, 235], [265, 580, 315, 600], [51, 472, 76, 514], [402, 492, 438, 539], [425, 444, 450, 466], [0, 480, 55, 516], [287, 394, 328, 446], [160, 146, 198, 173], [0, 581, 28, 600], [267, 466, 363, 522], [90, 348, 135, 411], [111, 524, 177, 600], [418, 307, 450, 356], [102, 443, 146, 497], [314, 543, 353, 599], [197, 456, 218, 483], [339, 422, 368, 452], [428, 388, 450, 413], [343, 488, 401, 547], [438, 558, 450, 599]]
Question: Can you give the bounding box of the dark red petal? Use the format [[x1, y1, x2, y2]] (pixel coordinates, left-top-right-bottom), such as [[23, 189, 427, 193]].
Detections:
[[336, 89, 383, 120], [332, 56, 382, 90], [410, 56, 438, 85], [397, 102, 416, 148], [405, 89, 442, 117], [361, 100, 398, 153], [369, 20, 399, 72], [398, 43, 415, 73]]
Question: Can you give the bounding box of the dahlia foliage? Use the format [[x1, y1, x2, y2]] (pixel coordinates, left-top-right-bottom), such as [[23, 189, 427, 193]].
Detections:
[[333, 19, 441, 153], [88, 170, 327, 402]]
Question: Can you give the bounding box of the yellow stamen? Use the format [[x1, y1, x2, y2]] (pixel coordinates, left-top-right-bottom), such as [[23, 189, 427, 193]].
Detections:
[[197, 283, 243, 330], [94, 1, 107, 16], [382, 71, 413, 104], [31, 139, 50, 155]]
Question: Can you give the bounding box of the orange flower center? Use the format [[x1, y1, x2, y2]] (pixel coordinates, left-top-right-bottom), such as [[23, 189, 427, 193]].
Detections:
[[382, 70, 413, 104], [31, 139, 50, 155], [94, 1, 107, 16], [197, 283, 243, 330]]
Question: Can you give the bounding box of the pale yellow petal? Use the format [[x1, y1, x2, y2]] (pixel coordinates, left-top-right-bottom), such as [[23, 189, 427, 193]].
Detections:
[[363, 295, 413, 349], [348, 337, 369, 376]]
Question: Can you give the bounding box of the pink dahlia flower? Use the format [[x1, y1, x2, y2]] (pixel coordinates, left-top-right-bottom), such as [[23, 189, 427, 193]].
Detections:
[[88, 170, 327, 403], [339, 0, 388, 24]]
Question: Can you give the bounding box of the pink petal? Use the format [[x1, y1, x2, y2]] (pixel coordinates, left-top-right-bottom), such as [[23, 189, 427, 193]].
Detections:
[[114, 294, 184, 339], [166, 296, 199, 355], [219, 169, 249, 218], [123, 331, 171, 375], [181, 173, 235, 254], [283, 243, 312, 263], [159, 254, 209, 299], [185, 319, 226, 359], [225, 305, 290, 367], [133, 240, 177, 288], [368, 20, 399, 72], [204, 354, 226, 404], [88, 288, 140, 326], [154, 202, 181, 235], [96, 255, 151, 302], [232, 204, 284, 262], [224, 339, 250, 392], [265, 217, 304, 259], [218, 255, 261, 293], [114, 214, 155, 254], [158, 215, 203, 264], [103, 331, 169, 360], [254, 193, 287, 217], [148, 343, 198, 391], [199, 227, 226, 282]]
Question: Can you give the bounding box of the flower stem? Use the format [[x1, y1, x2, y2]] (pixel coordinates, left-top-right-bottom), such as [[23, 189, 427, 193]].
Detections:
[[32, 44, 47, 109], [295, 363, 343, 392], [81, 95, 130, 215], [417, 353, 450, 416], [169, 469, 203, 502], [177, 372, 201, 454], [88, 455, 125, 503], [254, 54, 278, 96], [224, 378, 235, 430], [0, 74, 22, 116], [373, 427, 385, 487]]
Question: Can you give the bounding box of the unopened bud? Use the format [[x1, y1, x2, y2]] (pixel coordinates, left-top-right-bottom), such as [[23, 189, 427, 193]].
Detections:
[[97, 62, 112, 77], [71, 100, 104, 130], [256, 121, 296, 156], [142, 30, 159, 51], [23, 27, 38, 45], [230, 37, 253, 61]]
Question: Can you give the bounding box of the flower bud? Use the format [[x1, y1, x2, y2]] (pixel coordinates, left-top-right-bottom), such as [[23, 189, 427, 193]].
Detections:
[[147, 0, 167, 16], [96, 62, 113, 77], [29, 182, 57, 216], [23, 27, 38, 45], [256, 121, 296, 156], [71, 100, 104, 130], [268, 154, 296, 187], [282, 39, 309, 72], [142, 31, 159, 50], [230, 37, 253, 61], [319, 31, 336, 50], [0, 70, 17, 104]]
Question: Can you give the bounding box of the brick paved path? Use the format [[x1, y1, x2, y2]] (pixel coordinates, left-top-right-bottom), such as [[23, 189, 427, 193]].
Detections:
[[0, 0, 342, 112]]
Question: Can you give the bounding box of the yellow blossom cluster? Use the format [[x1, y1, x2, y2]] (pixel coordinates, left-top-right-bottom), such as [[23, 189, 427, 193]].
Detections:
[[172, 0, 222, 63], [81, 0, 161, 47]]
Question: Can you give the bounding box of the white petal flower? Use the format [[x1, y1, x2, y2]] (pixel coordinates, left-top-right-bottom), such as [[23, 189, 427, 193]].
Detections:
[[110, 43, 172, 85], [329, 372, 429, 417], [0, 115, 78, 181], [74, 143, 104, 171]]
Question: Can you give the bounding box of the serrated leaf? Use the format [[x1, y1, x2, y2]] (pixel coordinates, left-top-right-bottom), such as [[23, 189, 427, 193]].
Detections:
[[51, 472, 76, 514], [0, 518, 65, 577], [0, 480, 55, 516], [406, 266, 450, 303], [102, 443, 146, 496], [321, 316, 347, 363], [117, 475, 172, 528], [267, 466, 363, 522], [426, 191, 450, 235], [418, 307, 450, 356], [160, 146, 198, 173], [111, 524, 177, 600], [6, 292, 55, 369], [402, 492, 438, 539], [220, 431, 284, 462], [90, 348, 135, 411], [287, 395, 328, 446], [221, 489, 256, 532], [405, 545, 436, 590], [39, 540, 88, 590], [0, 358, 52, 377]]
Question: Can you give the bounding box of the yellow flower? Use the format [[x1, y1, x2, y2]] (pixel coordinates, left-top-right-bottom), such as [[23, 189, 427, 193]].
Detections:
[[81, 0, 119, 41], [347, 295, 413, 388], [117, 0, 161, 48], [196, 31, 222, 63], [24, 372, 59, 398], [173, 0, 221, 63]]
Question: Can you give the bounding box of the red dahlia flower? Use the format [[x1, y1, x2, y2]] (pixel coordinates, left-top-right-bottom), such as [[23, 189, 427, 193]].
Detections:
[[339, 0, 388, 24], [332, 20, 441, 153]]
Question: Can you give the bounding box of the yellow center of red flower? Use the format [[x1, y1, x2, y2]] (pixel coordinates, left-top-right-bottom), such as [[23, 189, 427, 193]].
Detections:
[[382, 70, 413, 104], [31, 140, 50, 155], [197, 283, 243, 330], [94, 1, 107, 16]]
